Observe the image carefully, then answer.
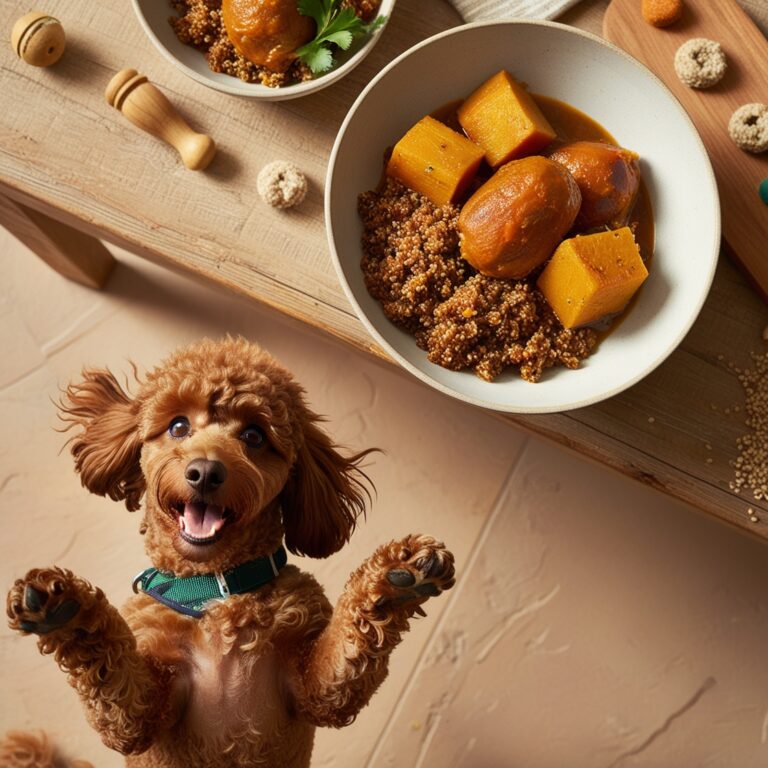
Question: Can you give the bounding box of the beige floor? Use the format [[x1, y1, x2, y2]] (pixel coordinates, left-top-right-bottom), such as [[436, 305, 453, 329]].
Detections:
[[1, 238, 768, 767]]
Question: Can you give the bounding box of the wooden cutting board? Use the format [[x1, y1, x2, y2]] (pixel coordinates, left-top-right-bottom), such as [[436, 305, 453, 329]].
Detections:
[[604, 0, 768, 301]]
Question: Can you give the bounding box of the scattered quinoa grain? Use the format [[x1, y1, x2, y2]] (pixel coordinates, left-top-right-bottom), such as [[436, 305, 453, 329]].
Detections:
[[641, 0, 683, 28], [648, 416, 655, 423], [674, 38, 727, 89], [729, 349, 768, 502]]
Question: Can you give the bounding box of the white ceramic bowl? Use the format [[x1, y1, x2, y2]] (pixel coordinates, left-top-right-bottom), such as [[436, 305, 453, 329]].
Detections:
[[131, 0, 395, 100], [326, 20, 720, 414]]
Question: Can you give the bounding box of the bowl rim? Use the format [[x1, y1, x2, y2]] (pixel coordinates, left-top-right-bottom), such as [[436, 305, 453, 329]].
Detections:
[[130, 0, 396, 101], [325, 18, 721, 414]]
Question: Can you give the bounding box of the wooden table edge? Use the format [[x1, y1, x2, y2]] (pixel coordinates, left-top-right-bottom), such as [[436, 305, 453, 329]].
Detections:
[[3, 177, 757, 541]]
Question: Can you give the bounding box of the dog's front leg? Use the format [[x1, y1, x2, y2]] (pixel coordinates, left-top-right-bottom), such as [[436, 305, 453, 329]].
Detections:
[[7, 567, 175, 755], [293, 535, 455, 727]]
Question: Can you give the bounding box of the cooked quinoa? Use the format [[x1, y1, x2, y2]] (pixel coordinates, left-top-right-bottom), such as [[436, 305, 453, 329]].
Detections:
[[359, 179, 469, 333], [170, 0, 378, 87], [359, 179, 598, 383], [341, 0, 380, 21]]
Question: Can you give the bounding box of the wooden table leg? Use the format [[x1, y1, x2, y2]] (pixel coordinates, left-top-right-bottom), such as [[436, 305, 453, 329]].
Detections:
[[0, 193, 115, 289]]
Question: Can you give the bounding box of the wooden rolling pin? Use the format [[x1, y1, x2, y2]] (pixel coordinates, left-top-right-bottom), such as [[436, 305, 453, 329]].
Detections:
[[105, 69, 215, 171]]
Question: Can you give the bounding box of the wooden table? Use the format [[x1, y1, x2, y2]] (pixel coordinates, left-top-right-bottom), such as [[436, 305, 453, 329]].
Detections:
[[2, 0, 766, 538]]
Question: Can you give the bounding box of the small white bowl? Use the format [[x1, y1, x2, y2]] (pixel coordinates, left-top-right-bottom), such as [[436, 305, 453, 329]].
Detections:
[[131, 0, 395, 100], [326, 20, 720, 414]]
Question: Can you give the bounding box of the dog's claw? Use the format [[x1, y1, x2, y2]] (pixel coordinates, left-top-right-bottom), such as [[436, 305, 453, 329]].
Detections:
[[413, 605, 427, 618], [415, 554, 440, 578]]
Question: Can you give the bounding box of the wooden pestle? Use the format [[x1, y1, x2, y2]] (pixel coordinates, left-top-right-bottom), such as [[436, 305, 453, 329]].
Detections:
[[105, 69, 215, 171]]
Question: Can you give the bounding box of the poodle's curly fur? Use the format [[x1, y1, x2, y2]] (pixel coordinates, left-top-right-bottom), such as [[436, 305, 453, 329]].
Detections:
[[5, 337, 455, 768]]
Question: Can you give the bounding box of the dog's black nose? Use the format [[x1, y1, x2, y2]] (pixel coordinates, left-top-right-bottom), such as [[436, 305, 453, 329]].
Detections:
[[185, 459, 227, 495]]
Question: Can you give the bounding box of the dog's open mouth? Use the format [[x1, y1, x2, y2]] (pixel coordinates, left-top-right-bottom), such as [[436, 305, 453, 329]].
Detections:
[[174, 501, 232, 546]]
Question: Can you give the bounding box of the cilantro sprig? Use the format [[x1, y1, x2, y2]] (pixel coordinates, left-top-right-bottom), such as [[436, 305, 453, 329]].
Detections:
[[296, 0, 387, 75]]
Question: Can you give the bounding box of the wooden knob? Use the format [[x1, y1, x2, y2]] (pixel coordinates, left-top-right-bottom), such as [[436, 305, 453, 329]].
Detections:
[[105, 69, 216, 171], [11, 11, 65, 67]]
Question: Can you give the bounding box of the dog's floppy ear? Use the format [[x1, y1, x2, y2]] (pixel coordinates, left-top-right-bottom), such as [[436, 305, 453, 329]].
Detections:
[[280, 417, 374, 559], [58, 368, 144, 511]]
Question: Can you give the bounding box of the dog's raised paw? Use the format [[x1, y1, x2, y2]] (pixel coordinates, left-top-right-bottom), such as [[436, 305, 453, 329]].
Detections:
[[375, 535, 456, 614], [7, 568, 82, 635]]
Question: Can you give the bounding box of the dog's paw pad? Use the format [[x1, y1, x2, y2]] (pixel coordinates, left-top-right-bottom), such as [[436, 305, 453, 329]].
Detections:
[[375, 537, 456, 613], [387, 569, 416, 588], [24, 585, 47, 612], [46, 598, 80, 627], [7, 570, 82, 635]]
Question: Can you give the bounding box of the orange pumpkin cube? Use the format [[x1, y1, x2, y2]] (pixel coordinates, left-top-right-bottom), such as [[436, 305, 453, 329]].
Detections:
[[537, 227, 649, 329], [386, 116, 485, 206], [458, 70, 557, 167]]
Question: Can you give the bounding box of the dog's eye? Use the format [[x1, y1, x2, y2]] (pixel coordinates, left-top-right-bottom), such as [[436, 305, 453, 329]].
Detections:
[[240, 425, 265, 449], [168, 416, 191, 439]]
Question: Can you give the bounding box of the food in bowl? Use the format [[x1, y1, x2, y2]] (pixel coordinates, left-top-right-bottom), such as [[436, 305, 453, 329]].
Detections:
[[548, 141, 641, 230], [169, 0, 384, 87], [358, 70, 654, 383], [457, 155, 582, 279]]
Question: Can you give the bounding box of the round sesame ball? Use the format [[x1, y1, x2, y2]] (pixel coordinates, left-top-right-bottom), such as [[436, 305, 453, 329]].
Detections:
[[674, 38, 727, 89], [728, 104, 768, 154], [257, 161, 308, 209]]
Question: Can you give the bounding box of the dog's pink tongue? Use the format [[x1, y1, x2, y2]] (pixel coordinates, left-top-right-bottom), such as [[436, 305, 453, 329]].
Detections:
[[180, 502, 226, 538]]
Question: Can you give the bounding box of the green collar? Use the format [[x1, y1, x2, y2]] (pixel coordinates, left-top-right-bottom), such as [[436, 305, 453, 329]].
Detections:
[[132, 545, 288, 618]]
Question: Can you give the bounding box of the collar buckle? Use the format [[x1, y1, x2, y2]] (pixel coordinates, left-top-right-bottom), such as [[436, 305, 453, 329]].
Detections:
[[215, 571, 230, 599], [132, 570, 148, 594]]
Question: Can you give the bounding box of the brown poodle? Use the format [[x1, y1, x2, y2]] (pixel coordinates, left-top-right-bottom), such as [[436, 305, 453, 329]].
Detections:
[[5, 337, 455, 768]]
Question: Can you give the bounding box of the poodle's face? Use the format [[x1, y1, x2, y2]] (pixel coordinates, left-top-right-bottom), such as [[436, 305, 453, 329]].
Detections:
[[137, 365, 296, 569], [59, 338, 371, 574]]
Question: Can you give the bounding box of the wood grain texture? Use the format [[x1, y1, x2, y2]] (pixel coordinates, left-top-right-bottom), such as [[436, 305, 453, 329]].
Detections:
[[0, 193, 114, 288], [604, 0, 768, 299], [0, 0, 766, 538]]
